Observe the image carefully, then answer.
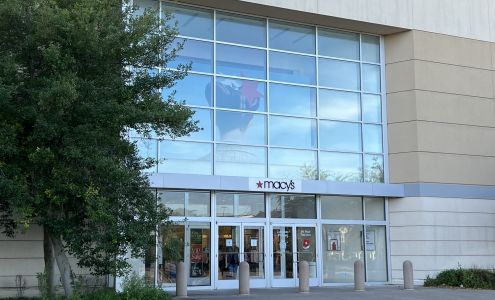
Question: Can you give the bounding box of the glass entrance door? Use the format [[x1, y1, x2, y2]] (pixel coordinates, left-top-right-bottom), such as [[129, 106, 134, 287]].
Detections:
[[271, 225, 318, 287], [216, 223, 266, 288]]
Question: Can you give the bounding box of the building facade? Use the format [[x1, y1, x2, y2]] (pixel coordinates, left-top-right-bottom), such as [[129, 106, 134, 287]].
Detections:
[[2, 0, 495, 297]]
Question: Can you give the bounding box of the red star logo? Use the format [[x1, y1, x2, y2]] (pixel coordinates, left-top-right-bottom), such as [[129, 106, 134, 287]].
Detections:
[[256, 181, 263, 188], [240, 79, 262, 108]]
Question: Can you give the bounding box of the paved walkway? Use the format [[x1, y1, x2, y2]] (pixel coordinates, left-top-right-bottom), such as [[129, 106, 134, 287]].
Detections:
[[178, 286, 495, 300]]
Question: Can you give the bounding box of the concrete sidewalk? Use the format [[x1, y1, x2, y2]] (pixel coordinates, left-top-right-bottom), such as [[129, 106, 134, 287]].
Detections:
[[178, 286, 495, 300]]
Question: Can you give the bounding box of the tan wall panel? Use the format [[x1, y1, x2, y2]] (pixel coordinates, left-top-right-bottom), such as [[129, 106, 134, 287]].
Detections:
[[413, 60, 494, 98], [388, 152, 420, 183], [0, 259, 44, 277], [391, 240, 495, 256], [384, 31, 414, 64], [0, 225, 43, 241], [385, 60, 415, 93], [412, 31, 492, 69], [390, 226, 495, 242], [386, 91, 416, 123], [389, 197, 495, 213], [389, 211, 495, 227], [387, 122, 418, 154], [0, 241, 43, 259]]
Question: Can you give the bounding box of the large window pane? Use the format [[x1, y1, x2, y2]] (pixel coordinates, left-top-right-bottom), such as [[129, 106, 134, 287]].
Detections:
[[322, 224, 363, 283], [216, 111, 266, 145], [179, 108, 212, 141], [164, 4, 213, 39], [216, 193, 265, 217], [132, 138, 157, 173], [364, 154, 384, 183], [363, 124, 382, 153], [133, 0, 158, 15], [321, 196, 363, 220], [216, 13, 266, 47], [216, 77, 265, 112], [319, 121, 361, 152], [158, 224, 184, 286], [319, 58, 360, 90], [362, 94, 382, 123], [319, 89, 360, 121], [365, 225, 387, 282], [319, 152, 362, 182], [270, 116, 316, 149], [158, 141, 212, 175], [157, 191, 210, 217], [318, 29, 359, 60], [269, 52, 316, 85], [270, 195, 316, 219], [169, 38, 213, 73], [269, 83, 316, 117], [269, 148, 317, 179], [164, 74, 212, 107], [157, 191, 185, 216], [215, 144, 266, 177], [217, 44, 266, 79], [364, 198, 385, 221], [362, 64, 381, 93], [362, 35, 380, 63], [269, 21, 315, 54]]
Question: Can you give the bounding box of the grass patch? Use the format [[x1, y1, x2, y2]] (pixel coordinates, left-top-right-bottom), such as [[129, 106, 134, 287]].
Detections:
[[424, 267, 495, 289]]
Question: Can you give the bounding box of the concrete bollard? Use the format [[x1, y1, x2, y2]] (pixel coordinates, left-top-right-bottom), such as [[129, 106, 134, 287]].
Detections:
[[403, 260, 414, 290], [239, 261, 250, 295], [176, 261, 187, 297], [354, 260, 365, 292], [298, 260, 310, 293]]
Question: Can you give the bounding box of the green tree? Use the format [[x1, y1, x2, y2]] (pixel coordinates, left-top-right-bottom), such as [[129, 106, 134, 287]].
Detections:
[[0, 0, 197, 298]]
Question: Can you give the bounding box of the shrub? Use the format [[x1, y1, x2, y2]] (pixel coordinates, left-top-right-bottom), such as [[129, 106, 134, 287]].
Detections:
[[424, 267, 495, 289], [120, 273, 170, 300]]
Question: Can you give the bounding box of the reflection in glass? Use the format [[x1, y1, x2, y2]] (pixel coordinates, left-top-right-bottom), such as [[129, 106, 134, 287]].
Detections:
[[319, 121, 361, 152], [187, 225, 211, 285], [244, 227, 265, 278], [218, 226, 240, 280], [215, 144, 266, 177], [319, 152, 362, 182], [318, 29, 359, 60], [272, 226, 293, 279], [158, 191, 185, 216], [157, 190, 210, 217], [269, 51, 316, 85], [270, 195, 316, 219], [365, 225, 387, 282], [322, 224, 363, 283], [269, 116, 316, 149], [187, 192, 211, 217], [364, 198, 385, 221], [216, 13, 266, 47], [164, 74, 212, 107], [296, 227, 317, 278], [321, 196, 363, 220], [217, 44, 266, 79], [216, 77, 265, 112], [158, 224, 184, 286], [362, 64, 381, 93], [363, 124, 382, 153], [133, 0, 158, 16], [361, 35, 380, 63], [364, 154, 384, 183], [319, 58, 360, 90], [269, 21, 315, 54], [216, 111, 266, 145], [362, 94, 382, 123], [269, 148, 317, 179], [164, 3, 213, 39], [216, 193, 265, 217], [169, 38, 213, 73], [269, 83, 316, 117], [131, 138, 157, 173], [319, 89, 360, 121], [158, 140, 212, 175], [179, 108, 212, 141]]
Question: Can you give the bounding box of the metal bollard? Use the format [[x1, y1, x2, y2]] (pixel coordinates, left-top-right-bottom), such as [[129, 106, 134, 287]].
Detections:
[[298, 261, 310, 293], [354, 260, 365, 292], [239, 261, 250, 295], [403, 260, 414, 290], [176, 261, 187, 297]]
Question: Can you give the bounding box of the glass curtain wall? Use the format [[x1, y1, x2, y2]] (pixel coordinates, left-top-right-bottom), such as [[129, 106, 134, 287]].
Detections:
[[130, 1, 386, 183]]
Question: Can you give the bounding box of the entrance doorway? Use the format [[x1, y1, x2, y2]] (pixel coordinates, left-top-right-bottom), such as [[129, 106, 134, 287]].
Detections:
[[216, 223, 266, 288], [270, 225, 318, 287]]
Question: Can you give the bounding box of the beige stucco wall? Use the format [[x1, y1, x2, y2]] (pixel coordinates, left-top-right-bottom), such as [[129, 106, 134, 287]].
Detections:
[[385, 30, 495, 185], [389, 197, 495, 284]]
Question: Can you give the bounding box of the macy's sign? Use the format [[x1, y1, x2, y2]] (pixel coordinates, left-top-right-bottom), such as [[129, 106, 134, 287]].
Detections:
[[248, 178, 301, 193]]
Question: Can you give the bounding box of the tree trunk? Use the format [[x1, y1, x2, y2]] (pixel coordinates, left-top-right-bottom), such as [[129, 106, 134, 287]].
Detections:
[[50, 234, 74, 298], [43, 227, 56, 298]]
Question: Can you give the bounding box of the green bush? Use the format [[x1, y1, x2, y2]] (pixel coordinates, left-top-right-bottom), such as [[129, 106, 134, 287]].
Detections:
[[120, 273, 170, 300], [424, 267, 495, 289]]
